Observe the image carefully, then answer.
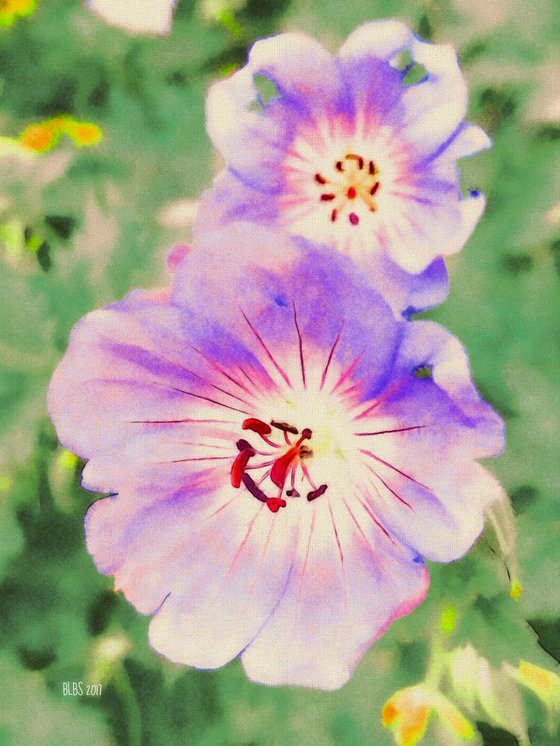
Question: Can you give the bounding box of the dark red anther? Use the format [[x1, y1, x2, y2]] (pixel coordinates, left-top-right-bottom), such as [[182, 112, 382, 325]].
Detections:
[[266, 497, 287, 513], [349, 212, 359, 225], [270, 420, 298, 435], [231, 448, 255, 488], [335, 160, 343, 172], [346, 153, 364, 169], [242, 473, 268, 502], [286, 489, 300, 497], [347, 186, 357, 199], [331, 208, 338, 222], [301, 428, 312, 440], [242, 418, 272, 435], [314, 173, 327, 184], [368, 160, 375, 175], [236, 438, 253, 451], [320, 193, 336, 202], [370, 181, 380, 196], [270, 447, 298, 488], [307, 484, 328, 502]]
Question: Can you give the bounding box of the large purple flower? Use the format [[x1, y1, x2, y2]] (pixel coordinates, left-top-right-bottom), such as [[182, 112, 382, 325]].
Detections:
[[200, 20, 490, 312], [48, 224, 504, 690]]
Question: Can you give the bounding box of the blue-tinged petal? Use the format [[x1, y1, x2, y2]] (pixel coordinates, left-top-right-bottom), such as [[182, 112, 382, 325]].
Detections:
[[206, 65, 288, 194], [206, 33, 342, 192], [397, 39, 467, 155], [192, 170, 279, 242], [396, 321, 505, 457], [147, 496, 297, 668], [452, 192, 487, 254], [422, 122, 492, 165], [47, 291, 198, 462], [245, 32, 340, 105], [338, 19, 414, 62], [173, 222, 401, 393], [352, 320, 505, 561], [192, 174, 449, 317]]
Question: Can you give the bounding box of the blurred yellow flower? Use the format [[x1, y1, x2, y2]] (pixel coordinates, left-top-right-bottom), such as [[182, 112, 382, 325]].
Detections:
[[509, 579, 523, 602], [382, 685, 474, 746], [18, 116, 102, 152], [507, 661, 560, 714], [0, 0, 36, 27], [19, 121, 60, 153], [449, 645, 530, 746], [63, 119, 103, 147]]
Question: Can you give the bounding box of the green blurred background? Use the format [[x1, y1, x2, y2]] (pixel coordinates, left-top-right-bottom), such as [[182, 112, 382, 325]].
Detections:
[[0, 1, 559, 744]]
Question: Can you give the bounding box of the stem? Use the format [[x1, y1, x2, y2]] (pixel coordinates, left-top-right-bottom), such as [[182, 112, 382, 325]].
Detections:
[[424, 632, 447, 690], [113, 665, 142, 746]]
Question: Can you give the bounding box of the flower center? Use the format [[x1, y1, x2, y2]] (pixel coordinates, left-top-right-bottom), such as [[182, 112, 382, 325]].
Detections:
[[230, 418, 328, 513], [314, 152, 380, 226]]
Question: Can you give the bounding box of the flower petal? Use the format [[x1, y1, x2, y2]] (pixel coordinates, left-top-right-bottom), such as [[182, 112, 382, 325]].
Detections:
[[193, 172, 449, 316], [241, 496, 429, 689], [340, 21, 469, 155], [344, 251, 449, 319], [206, 33, 341, 192], [398, 39, 467, 154], [433, 123, 492, 163], [338, 19, 414, 63], [193, 170, 279, 240], [173, 222, 400, 395], [383, 178, 484, 273], [398, 321, 504, 454], [354, 321, 505, 561], [451, 192, 487, 255], [47, 290, 268, 497], [86, 485, 297, 667]]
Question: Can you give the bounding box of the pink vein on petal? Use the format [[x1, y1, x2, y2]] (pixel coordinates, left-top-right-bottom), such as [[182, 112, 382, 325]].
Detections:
[[187, 342, 257, 397], [354, 493, 397, 543], [126, 418, 236, 425], [363, 463, 413, 510], [295, 509, 317, 618], [354, 425, 428, 437], [320, 325, 343, 390], [149, 380, 252, 415], [292, 301, 306, 389], [239, 308, 292, 388], [359, 449, 429, 489], [330, 348, 365, 394]]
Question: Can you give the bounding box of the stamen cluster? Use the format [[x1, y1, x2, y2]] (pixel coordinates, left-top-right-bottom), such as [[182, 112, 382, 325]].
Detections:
[[315, 152, 380, 225], [231, 418, 327, 512]]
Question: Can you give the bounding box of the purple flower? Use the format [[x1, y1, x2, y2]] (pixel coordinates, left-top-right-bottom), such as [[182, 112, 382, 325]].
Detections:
[[48, 224, 504, 690], [200, 20, 490, 312]]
